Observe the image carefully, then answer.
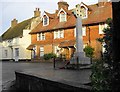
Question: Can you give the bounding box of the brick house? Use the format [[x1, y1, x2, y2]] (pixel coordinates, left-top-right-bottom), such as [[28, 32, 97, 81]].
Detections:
[[28, 1, 112, 60]]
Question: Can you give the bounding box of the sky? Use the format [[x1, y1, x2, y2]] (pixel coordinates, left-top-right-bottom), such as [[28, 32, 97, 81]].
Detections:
[[0, 0, 99, 35]]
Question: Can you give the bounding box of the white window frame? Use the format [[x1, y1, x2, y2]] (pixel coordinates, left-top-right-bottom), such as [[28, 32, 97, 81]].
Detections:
[[40, 46, 44, 57], [60, 13, 66, 22], [37, 33, 45, 41], [4, 50, 8, 58], [54, 30, 64, 39], [58, 8, 67, 22], [99, 23, 107, 34], [43, 13, 49, 26], [74, 28, 76, 37], [74, 27, 86, 37], [82, 26, 86, 36]]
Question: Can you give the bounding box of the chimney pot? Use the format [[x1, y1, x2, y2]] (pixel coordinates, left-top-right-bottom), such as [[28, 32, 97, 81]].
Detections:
[[34, 8, 41, 17]]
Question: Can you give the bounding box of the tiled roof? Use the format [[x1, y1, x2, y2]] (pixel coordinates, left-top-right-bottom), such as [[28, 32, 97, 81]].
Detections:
[[83, 2, 112, 25], [58, 40, 75, 48], [2, 18, 33, 40], [26, 44, 35, 50], [30, 2, 112, 34], [44, 11, 55, 19], [30, 13, 76, 34]]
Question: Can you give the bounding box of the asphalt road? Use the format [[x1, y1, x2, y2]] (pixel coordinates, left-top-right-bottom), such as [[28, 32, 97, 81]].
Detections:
[[2, 61, 53, 84], [1, 61, 91, 91]]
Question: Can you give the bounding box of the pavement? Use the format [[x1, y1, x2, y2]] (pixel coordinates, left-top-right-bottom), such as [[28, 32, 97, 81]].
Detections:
[[1, 61, 92, 91]]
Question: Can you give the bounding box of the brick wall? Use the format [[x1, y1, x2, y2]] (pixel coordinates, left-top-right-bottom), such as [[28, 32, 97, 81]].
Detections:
[[31, 26, 104, 59]]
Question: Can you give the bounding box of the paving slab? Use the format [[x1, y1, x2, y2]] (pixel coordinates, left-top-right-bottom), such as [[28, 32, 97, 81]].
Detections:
[[18, 66, 92, 85]]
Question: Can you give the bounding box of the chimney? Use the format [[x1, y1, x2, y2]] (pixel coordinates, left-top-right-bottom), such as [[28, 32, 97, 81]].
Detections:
[[58, 1, 69, 10], [11, 18, 18, 28], [34, 8, 41, 17], [98, 0, 108, 7]]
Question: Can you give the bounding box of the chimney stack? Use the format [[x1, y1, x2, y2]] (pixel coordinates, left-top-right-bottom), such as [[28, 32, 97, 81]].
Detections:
[[34, 8, 41, 17], [11, 18, 18, 28], [58, 1, 69, 10]]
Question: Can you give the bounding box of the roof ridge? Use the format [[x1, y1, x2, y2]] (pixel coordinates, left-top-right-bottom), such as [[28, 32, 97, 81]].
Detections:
[[2, 18, 33, 40], [44, 11, 55, 18]]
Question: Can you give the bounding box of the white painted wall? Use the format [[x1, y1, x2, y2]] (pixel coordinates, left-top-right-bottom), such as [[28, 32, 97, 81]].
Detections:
[[1, 17, 41, 61], [1, 30, 31, 61]]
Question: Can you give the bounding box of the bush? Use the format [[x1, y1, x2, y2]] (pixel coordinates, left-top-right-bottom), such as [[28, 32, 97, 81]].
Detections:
[[91, 60, 111, 91], [43, 53, 57, 60], [91, 18, 113, 91], [83, 46, 94, 58]]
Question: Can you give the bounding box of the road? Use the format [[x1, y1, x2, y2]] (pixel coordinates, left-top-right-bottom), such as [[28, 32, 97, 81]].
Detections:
[[2, 62, 53, 84], [1, 61, 91, 91]]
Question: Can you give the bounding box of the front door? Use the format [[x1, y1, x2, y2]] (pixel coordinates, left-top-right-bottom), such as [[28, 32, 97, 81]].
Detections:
[[15, 48, 19, 61], [64, 48, 70, 60]]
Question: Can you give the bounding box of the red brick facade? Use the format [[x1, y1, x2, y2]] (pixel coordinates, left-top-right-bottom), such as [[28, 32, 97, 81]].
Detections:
[[28, 1, 112, 60]]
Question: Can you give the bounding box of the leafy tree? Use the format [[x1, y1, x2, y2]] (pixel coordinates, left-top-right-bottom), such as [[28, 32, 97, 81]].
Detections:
[[91, 18, 113, 91]]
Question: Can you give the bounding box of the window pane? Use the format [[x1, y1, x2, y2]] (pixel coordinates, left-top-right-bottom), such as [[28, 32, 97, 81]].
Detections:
[[60, 14, 66, 22], [60, 30, 64, 38], [99, 23, 105, 34], [54, 31, 59, 39], [4, 50, 8, 58], [82, 27, 86, 36], [44, 17, 48, 25], [37, 33, 45, 40], [15, 48, 19, 57], [40, 47, 44, 57], [42, 33, 45, 40], [54, 30, 64, 39]]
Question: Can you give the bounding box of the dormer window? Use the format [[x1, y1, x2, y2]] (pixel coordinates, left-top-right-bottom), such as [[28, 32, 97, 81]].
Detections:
[[43, 14, 49, 26], [60, 11, 66, 22], [58, 8, 67, 22]]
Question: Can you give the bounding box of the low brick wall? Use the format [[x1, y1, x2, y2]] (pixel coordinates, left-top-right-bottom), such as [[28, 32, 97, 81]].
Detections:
[[15, 71, 91, 91]]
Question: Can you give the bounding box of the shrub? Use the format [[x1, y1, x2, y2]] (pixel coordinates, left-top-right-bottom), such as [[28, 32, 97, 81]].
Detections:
[[91, 60, 111, 91], [91, 18, 113, 91], [83, 45, 94, 64], [83, 46, 94, 58], [43, 53, 57, 60]]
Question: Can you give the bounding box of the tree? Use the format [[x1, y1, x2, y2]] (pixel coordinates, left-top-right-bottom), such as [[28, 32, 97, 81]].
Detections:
[[83, 45, 94, 64], [91, 18, 113, 91]]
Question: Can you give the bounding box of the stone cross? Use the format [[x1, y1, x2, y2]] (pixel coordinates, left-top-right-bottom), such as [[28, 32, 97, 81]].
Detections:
[[70, 5, 90, 64]]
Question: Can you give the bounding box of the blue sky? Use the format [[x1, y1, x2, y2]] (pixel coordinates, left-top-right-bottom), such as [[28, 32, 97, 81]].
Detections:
[[0, 0, 98, 35]]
